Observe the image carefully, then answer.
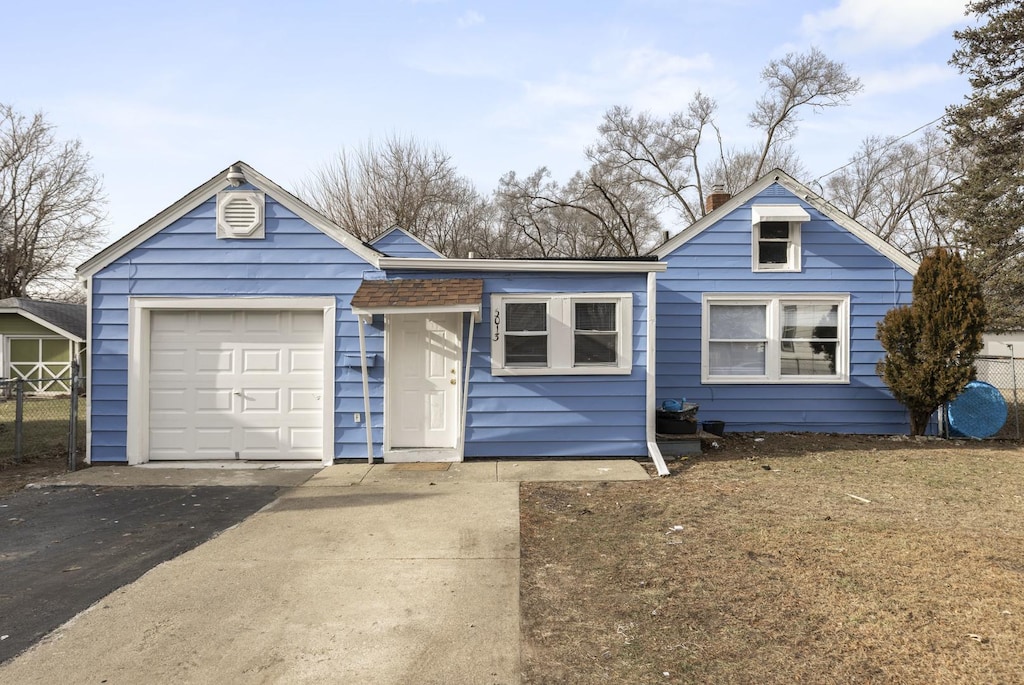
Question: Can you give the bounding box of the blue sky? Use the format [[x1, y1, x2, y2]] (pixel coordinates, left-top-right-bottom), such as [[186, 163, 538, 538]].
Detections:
[[5, 0, 972, 243]]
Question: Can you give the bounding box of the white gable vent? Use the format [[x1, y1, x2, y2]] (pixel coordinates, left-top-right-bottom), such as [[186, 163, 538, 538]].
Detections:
[[216, 191, 265, 239]]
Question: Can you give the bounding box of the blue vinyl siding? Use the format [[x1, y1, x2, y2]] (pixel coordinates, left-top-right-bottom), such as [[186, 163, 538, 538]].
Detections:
[[370, 229, 442, 258], [89, 195, 382, 463], [656, 183, 915, 434], [89, 189, 650, 462], [387, 269, 650, 457]]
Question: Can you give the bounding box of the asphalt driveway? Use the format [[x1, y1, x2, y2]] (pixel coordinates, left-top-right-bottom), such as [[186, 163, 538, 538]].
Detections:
[[0, 484, 290, 663], [0, 459, 648, 683]]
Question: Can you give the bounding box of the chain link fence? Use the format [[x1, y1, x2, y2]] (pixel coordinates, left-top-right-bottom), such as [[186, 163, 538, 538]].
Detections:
[[0, 363, 85, 470], [972, 355, 1022, 441]]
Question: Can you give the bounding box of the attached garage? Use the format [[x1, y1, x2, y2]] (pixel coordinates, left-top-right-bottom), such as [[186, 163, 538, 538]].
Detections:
[[127, 298, 335, 465]]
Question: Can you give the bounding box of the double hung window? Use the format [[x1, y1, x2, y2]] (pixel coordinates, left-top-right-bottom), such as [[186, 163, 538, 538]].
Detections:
[[703, 294, 849, 383], [492, 294, 632, 375]]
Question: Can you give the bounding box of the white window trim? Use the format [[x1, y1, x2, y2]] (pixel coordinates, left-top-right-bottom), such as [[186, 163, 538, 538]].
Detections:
[[751, 205, 809, 273], [701, 293, 850, 384], [491, 292, 633, 376]]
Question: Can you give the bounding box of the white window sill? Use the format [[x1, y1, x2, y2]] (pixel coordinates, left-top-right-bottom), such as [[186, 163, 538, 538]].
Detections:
[[493, 366, 633, 377], [701, 376, 849, 385]]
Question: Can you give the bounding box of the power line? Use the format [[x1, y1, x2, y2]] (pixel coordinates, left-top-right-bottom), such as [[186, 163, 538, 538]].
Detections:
[[811, 79, 1018, 185], [812, 113, 947, 184]]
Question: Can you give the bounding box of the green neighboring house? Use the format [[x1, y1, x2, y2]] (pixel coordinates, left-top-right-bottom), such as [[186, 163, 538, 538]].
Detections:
[[0, 298, 86, 393]]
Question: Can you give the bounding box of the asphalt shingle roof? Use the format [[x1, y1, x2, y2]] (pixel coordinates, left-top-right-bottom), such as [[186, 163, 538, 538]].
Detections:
[[350, 278, 484, 310], [0, 298, 87, 340]]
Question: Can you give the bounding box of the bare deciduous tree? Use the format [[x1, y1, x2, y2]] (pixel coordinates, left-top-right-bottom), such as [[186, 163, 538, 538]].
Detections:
[[823, 128, 964, 259], [586, 94, 716, 224], [704, 144, 806, 199], [299, 135, 490, 257], [507, 48, 862, 253], [749, 47, 863, 179], [0, 104, 106, 299], [493, 165, 662, 258]]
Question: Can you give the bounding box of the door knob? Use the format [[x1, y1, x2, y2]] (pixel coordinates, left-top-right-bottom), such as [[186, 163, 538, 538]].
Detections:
[[450, 379, 457, 385]]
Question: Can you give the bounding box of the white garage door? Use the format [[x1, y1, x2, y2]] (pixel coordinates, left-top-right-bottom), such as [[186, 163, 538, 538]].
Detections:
[[148, 310, 324, 461]]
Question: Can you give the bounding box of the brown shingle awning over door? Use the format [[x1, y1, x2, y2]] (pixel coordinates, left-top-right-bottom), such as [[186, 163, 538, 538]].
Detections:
[[350, 278, 483, 321]]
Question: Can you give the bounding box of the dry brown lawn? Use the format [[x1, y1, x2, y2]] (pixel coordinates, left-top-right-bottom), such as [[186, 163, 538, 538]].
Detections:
[[520, 433, 1024, 684]]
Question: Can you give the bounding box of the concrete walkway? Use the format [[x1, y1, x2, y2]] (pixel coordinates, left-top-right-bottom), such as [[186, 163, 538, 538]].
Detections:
[[0, 460, 648, 684]]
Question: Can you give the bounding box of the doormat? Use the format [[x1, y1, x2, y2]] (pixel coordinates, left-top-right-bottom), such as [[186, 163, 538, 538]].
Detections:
[[389, 463, 451, 472]]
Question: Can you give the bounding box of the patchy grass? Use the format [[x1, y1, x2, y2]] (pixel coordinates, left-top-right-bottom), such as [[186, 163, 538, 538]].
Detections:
[[0, 396, 85, 460], [520, 433, 1024, 684]]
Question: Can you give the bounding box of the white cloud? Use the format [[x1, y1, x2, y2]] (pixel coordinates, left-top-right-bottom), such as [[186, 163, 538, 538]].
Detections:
[[456, 10, 484, 28], [482, 46, 718, 177], [518, 47, 715, 117], [861, 63, 959, 95], [802, 0, 969, 50]]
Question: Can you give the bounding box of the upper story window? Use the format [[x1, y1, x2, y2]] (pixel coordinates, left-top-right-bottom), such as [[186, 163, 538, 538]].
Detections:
[[491, 293, 633, 376], [752, 205, 810, 272], [702, 293, 850, 384]]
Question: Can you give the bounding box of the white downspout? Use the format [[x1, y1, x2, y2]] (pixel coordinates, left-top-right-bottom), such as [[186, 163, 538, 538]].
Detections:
[[357, 314, 374, 464], [645, 271, 669, 476]]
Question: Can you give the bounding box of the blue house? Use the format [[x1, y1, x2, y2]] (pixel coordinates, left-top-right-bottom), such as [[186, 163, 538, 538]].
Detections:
[[77, 163, 668, 472], [652, 169, 918, 434], [369, 226, 446, 259]]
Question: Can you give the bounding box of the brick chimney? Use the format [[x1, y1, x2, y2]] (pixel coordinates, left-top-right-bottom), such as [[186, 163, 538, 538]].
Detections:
[[705, 184, 731, 212]]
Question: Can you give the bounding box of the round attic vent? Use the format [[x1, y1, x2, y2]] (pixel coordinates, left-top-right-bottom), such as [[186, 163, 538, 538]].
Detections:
[[217, 192, 264, 238]]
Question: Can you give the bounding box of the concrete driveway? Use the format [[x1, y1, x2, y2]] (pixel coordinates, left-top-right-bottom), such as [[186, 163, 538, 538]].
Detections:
[[0, 459, 648, 684]]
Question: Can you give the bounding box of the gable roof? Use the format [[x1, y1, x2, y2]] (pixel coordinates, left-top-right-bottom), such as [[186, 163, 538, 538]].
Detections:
[[0, 298, 86, 342], [369, 226, 446, 258], [77, 161, 384, 279], [651, 168, 919, 275]]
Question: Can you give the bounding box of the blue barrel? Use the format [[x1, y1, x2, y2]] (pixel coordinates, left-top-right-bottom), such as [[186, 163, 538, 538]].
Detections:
[[947, 381, 1008, 439]]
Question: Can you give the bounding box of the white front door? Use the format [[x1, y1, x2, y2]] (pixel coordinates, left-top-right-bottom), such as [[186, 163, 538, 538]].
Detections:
[[148, 310, 324, 461], [386, 313, 461, 458]]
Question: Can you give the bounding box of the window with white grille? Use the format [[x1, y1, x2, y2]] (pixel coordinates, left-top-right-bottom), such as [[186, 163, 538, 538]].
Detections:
[[491, 293, 633, 376]]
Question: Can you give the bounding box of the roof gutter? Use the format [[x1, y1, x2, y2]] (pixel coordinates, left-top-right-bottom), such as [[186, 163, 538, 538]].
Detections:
[[378, 257, 666, 273]]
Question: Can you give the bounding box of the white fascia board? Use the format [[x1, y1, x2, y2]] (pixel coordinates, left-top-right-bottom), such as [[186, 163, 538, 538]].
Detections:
[[378, 257, 667, 273], [652, 173, 782, 258], [793, 186, 920, 275], [369, 226, 446, 258], [0, 308, 85, 343], [352, 303, 482, 322], [240, 164, 382, 267], [77, 162, 382, 279], [652, 169, 919, 275]]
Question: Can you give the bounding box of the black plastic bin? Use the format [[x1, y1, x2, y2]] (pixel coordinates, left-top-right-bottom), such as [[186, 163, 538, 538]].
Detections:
[[656, 405, 699, 434], [702, 420, 726, 436]]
